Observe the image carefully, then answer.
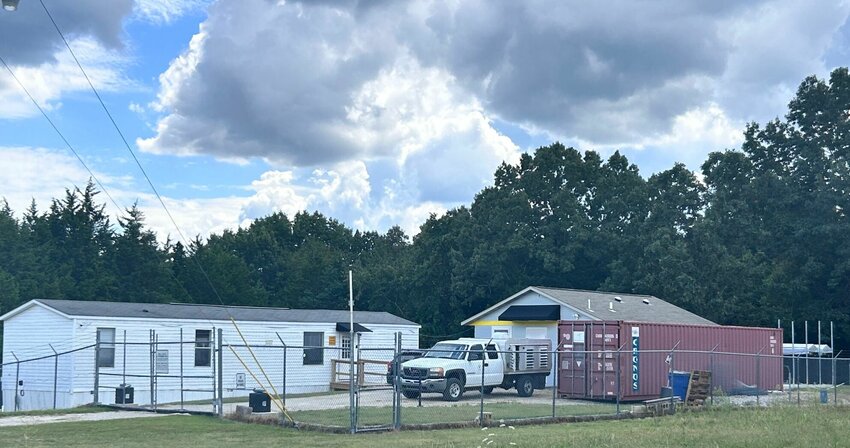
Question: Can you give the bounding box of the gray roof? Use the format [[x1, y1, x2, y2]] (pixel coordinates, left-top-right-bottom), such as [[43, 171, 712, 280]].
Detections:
[[532, 287, 717, 326], [28, 299, 418, 326]]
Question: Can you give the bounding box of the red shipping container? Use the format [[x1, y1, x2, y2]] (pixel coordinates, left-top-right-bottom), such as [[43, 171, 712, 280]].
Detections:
[[557, 321, 783, 401]]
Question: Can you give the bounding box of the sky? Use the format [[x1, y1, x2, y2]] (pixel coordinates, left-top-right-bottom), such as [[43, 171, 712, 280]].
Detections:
[[1, 0, 849, 241]]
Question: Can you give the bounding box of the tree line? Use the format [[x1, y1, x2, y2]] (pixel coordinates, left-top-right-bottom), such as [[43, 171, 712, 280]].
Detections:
[[1, 68, 849, 348]]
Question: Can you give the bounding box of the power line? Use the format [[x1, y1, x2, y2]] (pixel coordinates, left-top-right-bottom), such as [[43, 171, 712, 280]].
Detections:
[[0, 54, 126, 217], [37, 0, 286, 414]]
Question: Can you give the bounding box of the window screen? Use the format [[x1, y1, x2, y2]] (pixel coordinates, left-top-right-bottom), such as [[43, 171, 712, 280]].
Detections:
[[97, 328, 115, 368], [303, 332, 324, 365], [195, 329, 211, 367]]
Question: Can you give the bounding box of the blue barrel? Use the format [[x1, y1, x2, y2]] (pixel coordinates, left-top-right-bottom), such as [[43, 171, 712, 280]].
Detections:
[[668, 371, 691, 400]]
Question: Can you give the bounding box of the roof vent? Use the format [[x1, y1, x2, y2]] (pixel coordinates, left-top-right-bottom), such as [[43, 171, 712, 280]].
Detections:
[[614, 296, 623, 302], [642, 298, 650, 305], [608, 301, 615, 312], [587, 299, 592, 311], [142, 309, 149, 313]]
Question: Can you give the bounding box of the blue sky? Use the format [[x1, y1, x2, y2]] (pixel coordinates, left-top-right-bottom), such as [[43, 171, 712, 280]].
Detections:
[[1, 0, 849, 240]]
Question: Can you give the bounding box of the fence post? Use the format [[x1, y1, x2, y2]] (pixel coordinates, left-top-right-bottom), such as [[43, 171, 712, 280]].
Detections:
[[275, 333, 287, 409], [710, 344, 718, 406], [217, 328, 224, 418], [179, 328, 184, 411], [479, 346, 486, 427], [122, 330, 127, 391], [12, 352, 19, 412], [149, 330, 154, 410], [552, 346, 557, 419], [756, 351, 760, 407], [49, 344, 58, 409], [94, 331, 101, 405], [394, 332, 401, 430]]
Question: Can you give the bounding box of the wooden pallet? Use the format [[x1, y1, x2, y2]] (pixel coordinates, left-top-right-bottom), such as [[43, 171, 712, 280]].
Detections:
[[685, 370, 711, 406]]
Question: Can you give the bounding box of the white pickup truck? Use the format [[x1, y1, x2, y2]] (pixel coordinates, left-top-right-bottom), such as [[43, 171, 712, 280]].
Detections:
[[398, 338, 551, 401]]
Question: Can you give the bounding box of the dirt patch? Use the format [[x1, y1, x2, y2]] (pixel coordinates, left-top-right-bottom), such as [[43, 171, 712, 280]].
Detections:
[[0, 411, 182, 428]]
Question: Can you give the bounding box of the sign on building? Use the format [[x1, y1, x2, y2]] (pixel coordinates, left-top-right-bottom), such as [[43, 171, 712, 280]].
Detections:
[[156, 350, 169, 374]]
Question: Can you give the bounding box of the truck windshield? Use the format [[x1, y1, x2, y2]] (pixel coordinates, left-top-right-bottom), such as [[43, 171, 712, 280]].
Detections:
[[423, 344, 467, 360]]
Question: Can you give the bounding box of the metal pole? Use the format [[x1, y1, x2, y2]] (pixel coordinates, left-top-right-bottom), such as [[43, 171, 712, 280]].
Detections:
[[275, 332, 287, 408], [710, 344, 719, 406], [792, 321, 799, 405], [479, 339, 491, 427], [349, 270, 355, 434], [552, 345, 557, 418], [122, 330, 127, 389], [616, 343, 621, 415], [12, 352, 19, 412], [756, 345, 765, 407], [211, 327, 217, 414], [669, 341, 680, 414], [394, 332, 401, 429], [805, 321, 809, 384], [818, 321, 822, 385], [217, 328, 224, 418], [180, 328, 184, 410], [149, 330, 154, 410], [94, 331, 101, 405], [49, 344, 58, 409]]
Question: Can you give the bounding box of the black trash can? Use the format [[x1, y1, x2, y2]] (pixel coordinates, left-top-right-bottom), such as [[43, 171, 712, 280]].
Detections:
[[248, 389, 271, 412], [115, 384, 134, 404]]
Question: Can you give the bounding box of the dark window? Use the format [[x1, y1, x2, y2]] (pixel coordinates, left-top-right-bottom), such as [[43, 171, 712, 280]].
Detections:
[[96, 328, 115, 368], [303, 332, 324, 365], [468, 344, 484, 362], [195, 330, 211, 367], [486, 344, 499, 360]]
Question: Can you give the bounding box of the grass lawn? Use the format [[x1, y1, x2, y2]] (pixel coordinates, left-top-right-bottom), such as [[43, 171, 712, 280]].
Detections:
[[1, 406, 848, 447], [0, 405, 112, 419], [289, 402, 619, 426]]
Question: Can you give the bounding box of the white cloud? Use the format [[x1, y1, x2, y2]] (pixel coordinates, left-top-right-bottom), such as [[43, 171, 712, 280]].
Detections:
[[0, 38, 133, 119], [134, 0, 211, 24], [0, 147, 108, 214]]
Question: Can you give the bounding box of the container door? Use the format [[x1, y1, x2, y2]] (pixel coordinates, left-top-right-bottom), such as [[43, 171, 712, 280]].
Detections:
[[558, 323, 587, 397], [589, 323, 619, 399]]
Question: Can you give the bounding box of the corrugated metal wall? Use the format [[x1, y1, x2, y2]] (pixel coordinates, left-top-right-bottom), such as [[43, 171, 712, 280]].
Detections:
[[558, 321, 783, 401]]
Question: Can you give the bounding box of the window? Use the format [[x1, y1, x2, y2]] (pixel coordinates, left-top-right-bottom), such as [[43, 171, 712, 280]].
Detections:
[[96, 328, 115, 368], [526, 327, 548, 339], [340, 336, 352, 359], [468, 344, 484, 362], [485, 344, 499, 360], [303, 332, 324, 365], [195, 330, 211, 367]]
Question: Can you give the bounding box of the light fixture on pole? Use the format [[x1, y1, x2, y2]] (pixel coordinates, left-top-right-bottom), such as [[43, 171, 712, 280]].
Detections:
[[2, 0, 20, 12]]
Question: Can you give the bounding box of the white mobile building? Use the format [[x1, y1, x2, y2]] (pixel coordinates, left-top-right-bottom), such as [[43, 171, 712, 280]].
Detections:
[[1, 299, 419, 411]]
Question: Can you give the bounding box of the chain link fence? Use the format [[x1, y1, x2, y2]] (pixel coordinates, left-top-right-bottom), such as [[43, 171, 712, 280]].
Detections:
[[4, 333, 850, 433]]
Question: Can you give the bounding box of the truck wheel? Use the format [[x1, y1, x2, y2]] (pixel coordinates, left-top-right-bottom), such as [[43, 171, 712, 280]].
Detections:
[[516, 375, 534, 397], [482, 386, 494, 395], [443, 378, 464, 401], [402, 390, 420, 399]]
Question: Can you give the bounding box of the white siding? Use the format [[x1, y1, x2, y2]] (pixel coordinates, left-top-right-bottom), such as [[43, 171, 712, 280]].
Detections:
[[1, 305, 75, 411], [67, 317, 419, 407], [3, 304, 419, 411]]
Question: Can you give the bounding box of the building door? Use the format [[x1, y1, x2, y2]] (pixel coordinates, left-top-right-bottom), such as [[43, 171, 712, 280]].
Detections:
[[558, 322, 587, 397], [589, 323, 619, 398]]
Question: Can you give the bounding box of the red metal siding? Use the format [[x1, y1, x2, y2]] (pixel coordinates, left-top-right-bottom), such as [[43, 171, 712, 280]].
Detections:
[[557, 321, 783, 401]]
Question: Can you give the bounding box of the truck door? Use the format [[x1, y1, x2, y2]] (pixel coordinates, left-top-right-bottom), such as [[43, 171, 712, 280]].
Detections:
[[484, 343, 503, 386], [466, 344, 485, 387], [558, 322, 587, 397]]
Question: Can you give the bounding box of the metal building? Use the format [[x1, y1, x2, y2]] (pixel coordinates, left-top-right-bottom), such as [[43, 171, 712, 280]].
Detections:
[[558, 321, 783, 401]]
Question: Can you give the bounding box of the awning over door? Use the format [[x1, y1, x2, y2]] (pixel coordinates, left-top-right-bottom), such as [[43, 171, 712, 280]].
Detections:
[[336, 322, 372, 333], [498, 305, 560, 321]]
